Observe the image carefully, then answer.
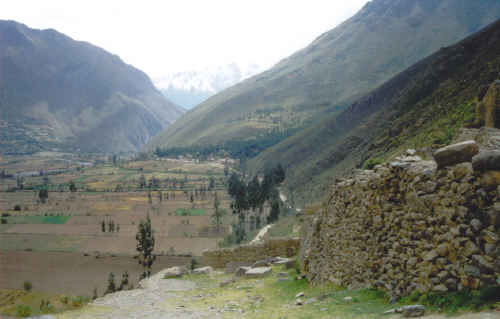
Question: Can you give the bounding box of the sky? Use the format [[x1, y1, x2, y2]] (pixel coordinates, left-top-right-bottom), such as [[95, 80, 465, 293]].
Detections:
[[1, 0, 369, 78]]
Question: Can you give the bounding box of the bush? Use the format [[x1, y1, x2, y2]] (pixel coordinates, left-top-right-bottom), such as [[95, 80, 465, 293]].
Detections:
[[1, 218, 7, 224], [60, 295, 69, 304], [23, 281, 32, 292], [362, 157, 384, 170], [71, 296, 89, 307], [16, 304, 32, 317], [14, 204, 22, 211]]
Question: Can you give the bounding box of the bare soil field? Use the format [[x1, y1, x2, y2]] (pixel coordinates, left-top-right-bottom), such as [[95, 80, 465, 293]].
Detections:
[[0, 251, 192, 296], [0, 154, 236, 298]]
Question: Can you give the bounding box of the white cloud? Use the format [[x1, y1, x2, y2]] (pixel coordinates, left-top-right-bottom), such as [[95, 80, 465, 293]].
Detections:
[[1, 0, 369, 77]]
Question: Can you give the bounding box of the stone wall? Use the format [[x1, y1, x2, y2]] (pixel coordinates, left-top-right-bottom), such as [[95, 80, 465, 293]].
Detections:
[[203, 238, 300, 269], [301, 146, 499, 297]]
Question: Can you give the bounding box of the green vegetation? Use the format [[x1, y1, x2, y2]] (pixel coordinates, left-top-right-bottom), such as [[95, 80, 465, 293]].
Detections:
[[400, 287, 500, 313], [155, 129, 299, 161], [175, 208, 205, 216], [249, 19, 500, 205], [179, 265, 500, 319], [16, 304, 32, 317], [5, 215, 70, 224], [136, 214, 156, 279], [23, 281, 32, 292]]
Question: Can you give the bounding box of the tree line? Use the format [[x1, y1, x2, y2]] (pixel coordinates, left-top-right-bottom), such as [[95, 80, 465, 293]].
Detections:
[[225, 164, 285, 244]]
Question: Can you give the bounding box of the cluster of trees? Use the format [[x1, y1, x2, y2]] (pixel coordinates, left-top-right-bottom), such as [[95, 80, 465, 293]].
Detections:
[[226, 164, 285, 244], [104, 271, 130, 295], [101, 220, 119, 233], [154, 129, 298, 161]]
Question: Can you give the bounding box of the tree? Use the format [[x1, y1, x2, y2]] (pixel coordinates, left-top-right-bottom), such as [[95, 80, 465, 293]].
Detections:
[[209, 176, 215, 190], [136, 214, 156, 279], [148, 191, 153, 205], [139, 174, 146, 189], [69, 180, 77, 192], [158, 191, 163, 203], [118, 271, 129, 291], [105, 272, 116, 294], [211, 192, 226, 232], [101, 220, 106, 232], [16, 176, 24, 190], [39, 189, 48, 204]]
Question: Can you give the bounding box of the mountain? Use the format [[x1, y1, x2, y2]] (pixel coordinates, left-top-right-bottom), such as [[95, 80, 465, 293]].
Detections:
[[0, 20, 184, 154], [250, 18, 500, 205], [155, 63, 263, 109], [147, 0, 500, 153]]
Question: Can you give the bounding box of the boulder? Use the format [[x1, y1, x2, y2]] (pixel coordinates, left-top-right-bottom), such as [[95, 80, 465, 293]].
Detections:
[[433, 141, 479, 169], [225, 261, 252, 274], [472, 151, 500, 171], [162, 266, 186, 279], [244, 267, 272, 278], [192, 266, 213, 275]]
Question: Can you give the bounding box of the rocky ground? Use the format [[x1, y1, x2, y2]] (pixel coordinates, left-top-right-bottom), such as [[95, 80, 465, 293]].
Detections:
[[23, 264, 497, 319]]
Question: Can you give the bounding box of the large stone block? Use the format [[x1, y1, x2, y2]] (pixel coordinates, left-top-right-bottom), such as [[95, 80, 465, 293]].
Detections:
[[433, 141, 479, 169], [472, 151, 500, 171]]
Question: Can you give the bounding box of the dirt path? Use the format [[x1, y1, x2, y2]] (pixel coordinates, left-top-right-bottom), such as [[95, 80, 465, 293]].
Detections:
[[55, 270, 219, 319], [249, 224, 273, 244]]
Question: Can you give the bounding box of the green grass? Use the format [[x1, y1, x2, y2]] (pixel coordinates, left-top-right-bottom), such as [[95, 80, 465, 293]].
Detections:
[[177, 265, 500, 319], [175, 208, 205, 216], [5, 215, 70, 224]]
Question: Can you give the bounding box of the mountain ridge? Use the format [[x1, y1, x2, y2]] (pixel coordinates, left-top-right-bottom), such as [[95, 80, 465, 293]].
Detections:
[[147, 0, 500, 152], [0, 20, 183, 154], [250, 17, 500, 204]]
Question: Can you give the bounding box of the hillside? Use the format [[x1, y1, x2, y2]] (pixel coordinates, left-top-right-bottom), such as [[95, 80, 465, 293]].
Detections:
[[0, 20, 184, 154], [147, 0, 500, 153], [250, 18, 500, 205]]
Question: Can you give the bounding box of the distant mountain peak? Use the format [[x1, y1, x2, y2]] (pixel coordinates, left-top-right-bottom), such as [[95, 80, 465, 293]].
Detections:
[[154, 63, 264, 109]]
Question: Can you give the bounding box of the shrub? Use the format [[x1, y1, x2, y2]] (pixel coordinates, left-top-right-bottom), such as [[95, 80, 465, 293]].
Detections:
[[189, 258, 198, 271], [16, 304, 32, 317], [14, 204, 22, 211], [71, 296, 89, 307], [1, 218, 7, 224], [60, 295, 69, 304], [23, 281, 32, 292], [362, 157, 384, 170]]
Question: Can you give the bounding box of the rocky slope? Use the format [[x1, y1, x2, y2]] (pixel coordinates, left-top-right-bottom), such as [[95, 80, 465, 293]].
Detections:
[[0, 20, 183, 154], [250, 17, 500, 204], [147, 0, 500, 153]]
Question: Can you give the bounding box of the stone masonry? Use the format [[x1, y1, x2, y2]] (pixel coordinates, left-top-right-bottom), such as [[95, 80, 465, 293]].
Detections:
[[301, 138, 500, 297]]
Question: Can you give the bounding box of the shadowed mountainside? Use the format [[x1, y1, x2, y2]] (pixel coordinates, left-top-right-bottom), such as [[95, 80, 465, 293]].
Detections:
[[0, 20, 184, 154], [250, 18, 500, 204]]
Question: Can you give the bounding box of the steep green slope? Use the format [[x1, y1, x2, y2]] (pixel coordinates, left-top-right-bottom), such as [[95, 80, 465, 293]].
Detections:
[[250, 18, 500, 204], [0, 20, 184, 154], [148, 0, 500, 152]]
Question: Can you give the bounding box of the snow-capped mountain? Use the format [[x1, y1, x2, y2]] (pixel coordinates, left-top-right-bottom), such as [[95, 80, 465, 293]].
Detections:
[[154, 63, 264, 109]]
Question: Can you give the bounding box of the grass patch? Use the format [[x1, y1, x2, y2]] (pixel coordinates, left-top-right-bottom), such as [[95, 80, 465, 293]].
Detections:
[[5, 215, 70, 224], [400, 287, 500, 313], [0, 289, 89, 317], [175, 208, 205, 216]]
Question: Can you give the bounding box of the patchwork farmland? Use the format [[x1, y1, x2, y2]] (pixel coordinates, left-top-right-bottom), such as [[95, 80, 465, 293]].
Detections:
[[0, 152, 234, 296]]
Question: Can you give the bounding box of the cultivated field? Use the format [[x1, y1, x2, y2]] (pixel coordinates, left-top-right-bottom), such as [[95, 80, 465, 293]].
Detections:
[[0, 152, 235, 298]]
